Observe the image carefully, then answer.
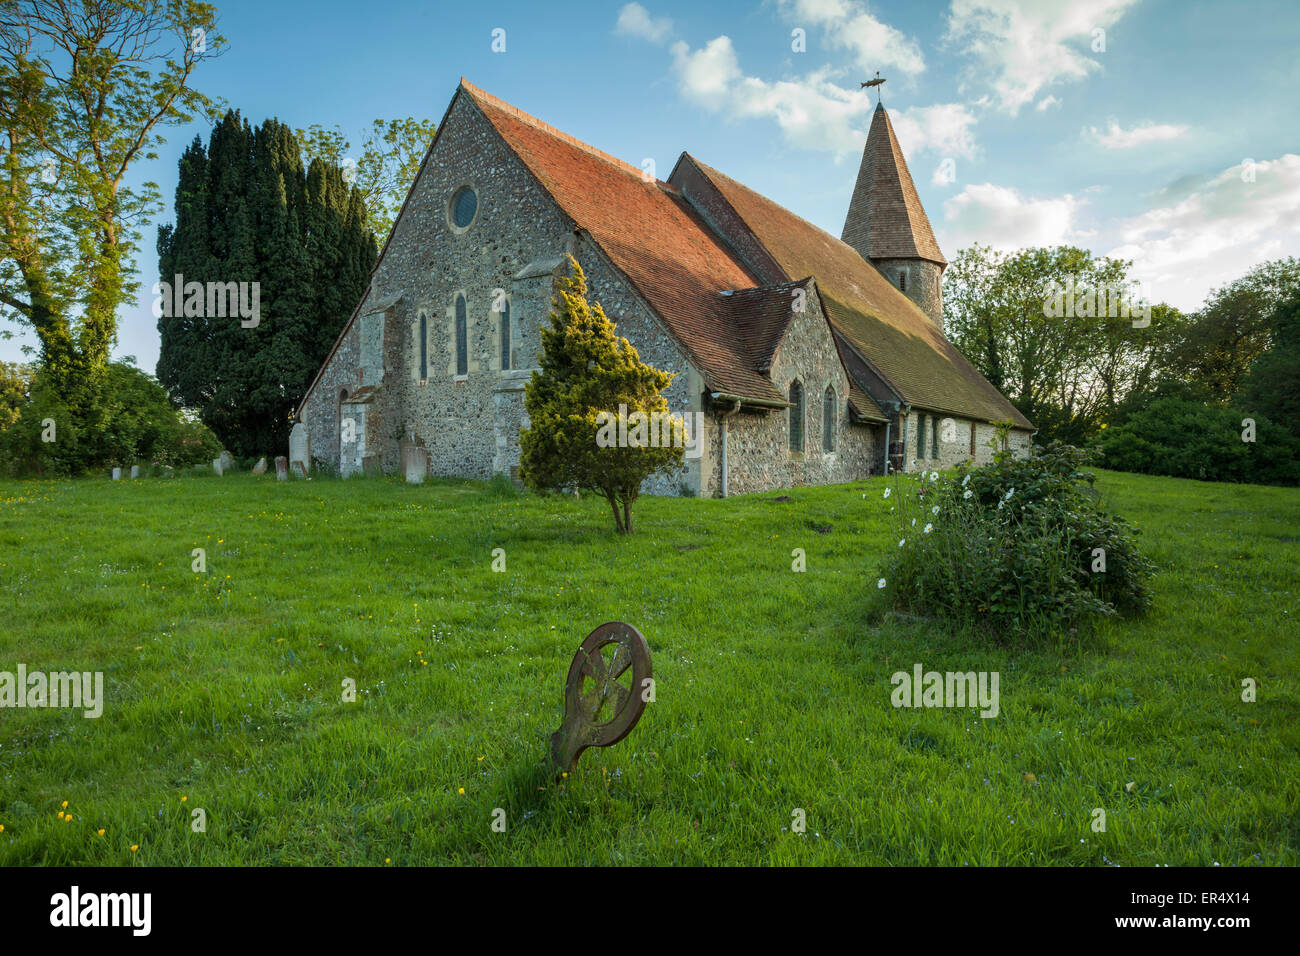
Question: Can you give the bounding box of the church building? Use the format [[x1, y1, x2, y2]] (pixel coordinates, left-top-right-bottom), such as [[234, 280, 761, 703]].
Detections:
[[293, 79, 1033, 495]]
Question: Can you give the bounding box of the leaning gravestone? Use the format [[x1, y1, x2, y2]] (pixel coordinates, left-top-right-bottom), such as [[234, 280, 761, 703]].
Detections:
[[130, 464, 141, 479], [252, 457, 267, 475], [275, 456, 289, 481], [550, 622, 653, 776], [289, 423, 310, 474], [111, 467, 122, 480], [404, 446, 429, 484], [218, 450, 235, 473], [212, 458, 223, 476]]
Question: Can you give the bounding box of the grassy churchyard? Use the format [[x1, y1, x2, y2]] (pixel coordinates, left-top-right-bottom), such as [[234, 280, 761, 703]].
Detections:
[[0, 468, 1296, 866]]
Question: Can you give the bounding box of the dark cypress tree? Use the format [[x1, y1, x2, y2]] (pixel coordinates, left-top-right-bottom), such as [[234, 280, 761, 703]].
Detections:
[[157, 111, 376, 456]]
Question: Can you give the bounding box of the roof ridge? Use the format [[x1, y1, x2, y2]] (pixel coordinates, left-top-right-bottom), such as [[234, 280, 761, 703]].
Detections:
[[721, 276, 814, 297], [689, 156, 926, 301], [460, 78, 662, 185]]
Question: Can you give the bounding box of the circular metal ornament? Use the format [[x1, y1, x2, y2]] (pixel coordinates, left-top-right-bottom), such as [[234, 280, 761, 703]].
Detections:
[[549, 622, 652, 775]]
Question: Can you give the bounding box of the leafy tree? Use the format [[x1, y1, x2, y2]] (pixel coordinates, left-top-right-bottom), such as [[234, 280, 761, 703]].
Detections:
[[519, 258, 683, 534], [0, 360, 29, 430], [1, 360, 221, 475], [0, 0, 223, 438], [1169, 257, 1300, 400], [1239, 296, 1300, 439], [944, 245, 1178, 444], [296, 117, 436, 242], [157, 112, 376, 456]]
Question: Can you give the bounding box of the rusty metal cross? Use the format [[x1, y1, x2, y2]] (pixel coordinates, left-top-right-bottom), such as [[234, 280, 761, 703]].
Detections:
[[550, 622, 652, 776]]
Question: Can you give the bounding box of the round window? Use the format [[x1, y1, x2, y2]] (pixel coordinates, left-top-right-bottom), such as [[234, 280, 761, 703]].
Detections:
[[450, 186, 477, 229]]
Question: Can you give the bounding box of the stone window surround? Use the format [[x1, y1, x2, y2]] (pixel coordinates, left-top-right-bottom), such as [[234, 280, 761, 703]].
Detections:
[[453, 291, 469, 380], [788, 377, 805, 456], [417, 312, 428, 384], [823, 382, 837, 455], [489, 292, 515, 372], [446, 181, 480, 234]]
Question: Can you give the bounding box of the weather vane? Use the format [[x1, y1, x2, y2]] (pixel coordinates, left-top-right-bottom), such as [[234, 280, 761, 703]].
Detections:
[[861, 71, 886, 106]]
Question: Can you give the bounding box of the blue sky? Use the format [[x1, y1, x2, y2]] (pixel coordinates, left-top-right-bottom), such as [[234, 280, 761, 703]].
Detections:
[[6, 0, 1299, 371]]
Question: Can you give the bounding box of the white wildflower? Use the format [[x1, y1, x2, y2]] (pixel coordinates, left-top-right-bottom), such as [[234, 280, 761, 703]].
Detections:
[[883, 487, 892, 499], [963, 489, 973, 499], [924, 523, 933, 534], [877, 578, 887, 589]]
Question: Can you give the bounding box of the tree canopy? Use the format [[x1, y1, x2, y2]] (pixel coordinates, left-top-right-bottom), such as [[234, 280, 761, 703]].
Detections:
[[943, 244, 1179, 443], [296, 117, 436, 243], [156, 111, 376, 456]]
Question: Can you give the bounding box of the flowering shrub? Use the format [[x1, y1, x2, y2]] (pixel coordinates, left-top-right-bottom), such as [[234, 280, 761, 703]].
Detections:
[[871, 443, 1154, 643]]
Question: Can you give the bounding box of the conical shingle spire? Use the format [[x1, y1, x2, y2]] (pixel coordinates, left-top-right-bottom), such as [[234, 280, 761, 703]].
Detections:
[[841, 102, 947, 330], [842, 102, 946, 265]]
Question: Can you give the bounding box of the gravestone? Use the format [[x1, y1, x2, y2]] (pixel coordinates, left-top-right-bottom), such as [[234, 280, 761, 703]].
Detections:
[[130, 465, 141, 479], [362, 455, 382, 478], [289, 423, 310, 474], [111, 467, 122, 480], [252, 457, 267, 475], [218, 450, 235, 473], [550, 622, 652, 776], [404, 446, 429, 484], [275, 456, 289, 481], [212, 458, 223, 476], [290, 460, 307, 479]]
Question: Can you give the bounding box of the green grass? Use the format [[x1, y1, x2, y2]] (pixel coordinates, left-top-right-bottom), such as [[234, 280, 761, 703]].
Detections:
[[0, 468, 1296, 865]]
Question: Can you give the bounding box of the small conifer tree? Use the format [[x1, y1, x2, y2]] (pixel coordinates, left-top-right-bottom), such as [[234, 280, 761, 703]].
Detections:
[[519, 258, 684, 533]]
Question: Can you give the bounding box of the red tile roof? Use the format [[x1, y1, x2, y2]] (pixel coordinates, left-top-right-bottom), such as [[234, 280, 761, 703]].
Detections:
[[462, 80, 785, 404], [683, 157, 1032, 429]]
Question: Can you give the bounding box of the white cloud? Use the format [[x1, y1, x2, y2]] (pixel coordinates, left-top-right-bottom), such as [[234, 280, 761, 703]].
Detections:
[[669, 36, 972, 159], [945, 0, 1140, 114], [942, 183, 1083, 250], [778, 0, 926, 76], [1088, 119, 1189, 149], [1035, 95, 1061, 111], [891, 104, 978, 160], [615, 3, 673, 44], [1108, 154, 1300, 309]]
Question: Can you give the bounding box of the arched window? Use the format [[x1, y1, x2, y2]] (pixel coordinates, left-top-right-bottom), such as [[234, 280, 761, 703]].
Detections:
[[418, 314, 428, 381], [917, 414, 927, 460], [455, 294, 468, 376], [823, 386, 836, 453], [500, 299, 511, 370], [789, 381, 804, 453]]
